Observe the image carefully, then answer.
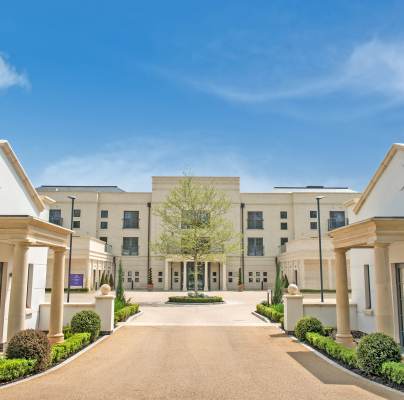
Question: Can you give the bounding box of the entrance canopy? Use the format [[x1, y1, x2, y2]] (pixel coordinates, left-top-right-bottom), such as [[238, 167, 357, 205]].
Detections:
[[330, 217, 404, 250]]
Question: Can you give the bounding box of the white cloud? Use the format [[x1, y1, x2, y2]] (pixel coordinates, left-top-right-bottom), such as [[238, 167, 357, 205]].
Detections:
[[35, 137, 275, 192], [0, 54, 29, 90], [175, 39, 404, 105]]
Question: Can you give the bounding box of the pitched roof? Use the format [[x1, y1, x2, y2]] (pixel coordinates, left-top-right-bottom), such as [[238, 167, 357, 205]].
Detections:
[[0, 140, 45, 212], [353, 143, 404, 214]]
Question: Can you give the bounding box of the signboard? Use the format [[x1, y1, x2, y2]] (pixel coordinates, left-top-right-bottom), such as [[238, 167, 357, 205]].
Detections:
[[70, 274, 84, 287]]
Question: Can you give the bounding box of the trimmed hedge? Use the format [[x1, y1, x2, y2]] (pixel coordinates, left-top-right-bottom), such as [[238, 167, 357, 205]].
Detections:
[[71, 310, 101, 342], [0, 358, 36, 382], [6, 329, 51, 372], [51, 333, 91, 364], [357, 333, 401, 375], [295, 316, 324, 341], [114, 304, 140, 324], [381, 361, 404, 385], [168, 296, 223, 304], [306, 332, 358, 368], [256, 304, 283, 323]]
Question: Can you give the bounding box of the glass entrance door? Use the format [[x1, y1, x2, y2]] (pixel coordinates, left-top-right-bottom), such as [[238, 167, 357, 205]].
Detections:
[[187, 262, 204, 291], [396, 264, 404, 345]]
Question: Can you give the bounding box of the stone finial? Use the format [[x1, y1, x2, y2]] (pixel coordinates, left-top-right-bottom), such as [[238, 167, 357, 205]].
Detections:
[[100, 284, 111, 295], [287, 283, 299, 295]]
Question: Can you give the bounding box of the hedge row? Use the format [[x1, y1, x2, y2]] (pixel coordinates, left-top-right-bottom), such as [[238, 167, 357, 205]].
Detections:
[[306, 332, 358, 368], [114, 304, 139, 324], [168, 296, 223, 304], [381, 361, 404, 385], [51, 333, 91, 364], [0, 358, 36, 382], [256, 304, 283, 323]]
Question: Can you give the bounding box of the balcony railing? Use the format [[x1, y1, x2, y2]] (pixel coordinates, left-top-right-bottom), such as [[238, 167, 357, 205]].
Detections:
[[104, 243, 113, 253], [328, 218, 349, 231], [49, 217, 63, 226]]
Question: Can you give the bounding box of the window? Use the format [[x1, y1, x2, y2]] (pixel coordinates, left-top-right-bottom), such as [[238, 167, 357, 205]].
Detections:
[[158, 277, 163, 283], [99, 236, 108, 243], [280, 222, 288, 230], [181, 210, 210, 229], [248, 238, 264, 256], [263, 278, 267, 283], [329, 211, 346, 230], [364, 264, 372, 309], [256, 278, 260, 283], [247, 211, 263, 229], [263, 272, 267, 276], [256, 272, 260, 276], [128, 271, 132, 277], [26, 264, 33, 308], [213, 271, 217, 276], [135, 277, 139, 283], [228, 272, 233, 277], [228, 277, 233, 283], [49, 209, 62, 226], [310, 221, 317, 230], [158, 271, 163, 276], [100, 210, 108, 218], [249, 272, 253, 276], [280, 237, 288, 246], [135, 271, 139, 276], [310, 210, 317, 219], [123, 211, 139, 229], [249, 278, 253, 283], [122, 237, 139, 256], [100, 221, 108, 229], [174, 271, 178, 277], [73, 209, 81, 218], [73, 220, 80, 229], [280, 211, 287, 219]]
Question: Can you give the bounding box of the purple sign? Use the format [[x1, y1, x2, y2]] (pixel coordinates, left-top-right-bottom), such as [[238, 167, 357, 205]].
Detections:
[[70, 274, 84, 287]]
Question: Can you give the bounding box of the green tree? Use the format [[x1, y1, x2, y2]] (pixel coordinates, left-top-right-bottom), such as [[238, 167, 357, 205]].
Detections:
[[108, 273, 114, 288], [100, 271, 106, 285], [272, 260, 283, 305], [153, 176, 240, 294], [116, 260, 125, 303]]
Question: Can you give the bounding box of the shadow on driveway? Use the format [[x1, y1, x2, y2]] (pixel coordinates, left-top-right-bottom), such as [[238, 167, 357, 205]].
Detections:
[[288, 351, 403, 400]]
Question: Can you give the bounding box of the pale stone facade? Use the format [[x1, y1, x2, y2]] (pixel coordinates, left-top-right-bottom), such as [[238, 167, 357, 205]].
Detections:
[[38, 178, 357, 291]]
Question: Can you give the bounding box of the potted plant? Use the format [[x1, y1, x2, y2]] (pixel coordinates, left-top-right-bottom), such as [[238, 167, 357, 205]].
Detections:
[[147, 267, 153, 291], [238, 267, 244, 291]]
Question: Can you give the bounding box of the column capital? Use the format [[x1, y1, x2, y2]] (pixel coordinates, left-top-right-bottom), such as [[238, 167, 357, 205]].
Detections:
[[52, 246, 67, 254], [334, 247, 348, 255], [373, 242, 389, 249]]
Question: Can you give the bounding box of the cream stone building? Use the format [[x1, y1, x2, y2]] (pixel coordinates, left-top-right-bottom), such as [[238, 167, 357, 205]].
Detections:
[[329, 143, 404, 346], [38, 178, 357, 291], [0, 140, 71, 346]]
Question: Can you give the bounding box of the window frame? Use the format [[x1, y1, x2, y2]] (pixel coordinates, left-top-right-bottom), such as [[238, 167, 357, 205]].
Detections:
[[247, 237, 264, 256], [247, 211, 263, 230], [123, 211, 139, 229], [100, 210, 109, 218], [100, 221, 108, 229], [122, 237, 139, 256]]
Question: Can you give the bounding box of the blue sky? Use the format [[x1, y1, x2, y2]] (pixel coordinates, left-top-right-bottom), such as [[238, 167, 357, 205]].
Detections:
[[1, 1, 404, 192]]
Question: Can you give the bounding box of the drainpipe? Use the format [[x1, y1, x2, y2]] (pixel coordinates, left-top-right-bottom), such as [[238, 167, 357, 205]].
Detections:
[[240, 203, 245, 285], [147, 202, 151, 281]]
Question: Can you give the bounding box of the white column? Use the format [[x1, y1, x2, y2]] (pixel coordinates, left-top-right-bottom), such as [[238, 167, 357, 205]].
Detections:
[[374, 243, 395, 337], [164, 259, 169, 291], [48, 248, 66, 344], [204, 262, 208, 291], [222, 262, 227, 291], [182, 262, 187, 291], [7, 242, 29, 341], [335, 249, 353, 347]]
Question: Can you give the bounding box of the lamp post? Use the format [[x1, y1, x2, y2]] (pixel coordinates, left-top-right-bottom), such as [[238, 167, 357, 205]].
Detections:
[[67, 195, 76, 303], [316, 196, 325, 303]]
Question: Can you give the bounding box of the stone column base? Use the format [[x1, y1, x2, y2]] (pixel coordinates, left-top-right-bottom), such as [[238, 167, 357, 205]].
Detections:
[[48, 332, 64, 344], [336, 333, 354, 348]]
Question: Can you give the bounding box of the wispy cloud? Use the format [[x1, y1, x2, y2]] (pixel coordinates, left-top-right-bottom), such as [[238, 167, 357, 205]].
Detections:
[[35, 137, 276, 192], [167, 39, 404, 106], [0, 54, 29, 90]]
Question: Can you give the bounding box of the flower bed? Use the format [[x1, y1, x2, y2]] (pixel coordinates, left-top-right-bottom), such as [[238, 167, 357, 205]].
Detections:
[[114, 304, 140, 324], [168, 296, 223, 303], [256, 303, 284, 323], [51, 333, 91, 364]]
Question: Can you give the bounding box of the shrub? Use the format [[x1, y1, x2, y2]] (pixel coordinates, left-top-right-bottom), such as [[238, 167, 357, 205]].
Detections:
[[168, 296, 223, 304], [306, 332, 358, 368], [256, 304, 284, 322], [6, 329, 51, 372], [71, 310, 101, 342], [114, 304, 140, 325], [51, 333, 91, 364], [294, 316, 324, 341], [357, 333, 401, 375], [381, 361, 404, 385], [272, 261, 283, 304], [0, 358, 36, 382], [63, 325, 73, 339]]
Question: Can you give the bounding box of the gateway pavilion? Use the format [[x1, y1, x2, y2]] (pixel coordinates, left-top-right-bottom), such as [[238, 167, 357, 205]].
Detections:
[[37, 177, 358, 291]]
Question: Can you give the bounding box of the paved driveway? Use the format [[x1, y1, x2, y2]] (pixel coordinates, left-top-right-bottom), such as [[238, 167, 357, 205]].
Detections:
[[2, 291, 401, 400]]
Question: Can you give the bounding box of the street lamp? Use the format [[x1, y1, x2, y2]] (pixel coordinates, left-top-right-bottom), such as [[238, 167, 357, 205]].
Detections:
[[316, 196, 325, 303], [67, 195, 76, 303]]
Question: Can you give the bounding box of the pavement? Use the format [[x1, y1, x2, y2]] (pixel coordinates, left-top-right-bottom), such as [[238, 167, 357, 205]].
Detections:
[[2, 291, 401, 400]]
